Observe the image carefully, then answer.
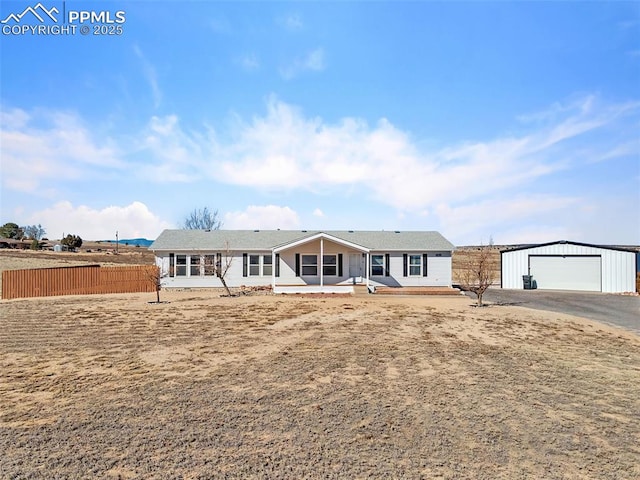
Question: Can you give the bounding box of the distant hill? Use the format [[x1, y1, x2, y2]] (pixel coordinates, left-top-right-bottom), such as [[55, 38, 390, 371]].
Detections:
[[99, 238, 153, 247]]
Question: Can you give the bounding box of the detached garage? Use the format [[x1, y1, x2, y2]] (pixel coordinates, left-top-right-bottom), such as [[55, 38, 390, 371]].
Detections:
[[501, 241, 637, 293]]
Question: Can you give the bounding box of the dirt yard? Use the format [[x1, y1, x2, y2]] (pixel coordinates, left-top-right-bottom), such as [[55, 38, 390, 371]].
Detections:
[[0, 243, 155, 269], [1, 291, 638, 479]]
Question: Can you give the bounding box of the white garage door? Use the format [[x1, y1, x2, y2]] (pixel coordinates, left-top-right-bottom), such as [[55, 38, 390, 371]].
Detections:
[[529, 255, 601, 291]]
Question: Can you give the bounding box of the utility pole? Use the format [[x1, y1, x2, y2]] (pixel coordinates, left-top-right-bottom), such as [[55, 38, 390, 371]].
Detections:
[[115, 231, 119, 254]]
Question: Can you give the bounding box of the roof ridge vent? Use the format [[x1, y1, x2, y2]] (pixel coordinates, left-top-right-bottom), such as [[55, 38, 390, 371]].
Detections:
[[254, 229, 260, 232], [394, 230, 401, 233]]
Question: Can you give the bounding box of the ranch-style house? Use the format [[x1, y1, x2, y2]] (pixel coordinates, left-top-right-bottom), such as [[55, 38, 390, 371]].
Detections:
[[149, 229, 455, 294]]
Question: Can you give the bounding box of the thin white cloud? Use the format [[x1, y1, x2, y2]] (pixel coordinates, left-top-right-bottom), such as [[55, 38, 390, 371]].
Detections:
[[216, 100, 532, 207], [236, 53, 260, 71], [280, 47, 326, 79], [278, 13, 303, 30], [517, 95, 595, 123], [27, 201, 172, 240], [224, 205, 300, 230], [304, 48, 325, 70], [434, 195, 580, 244], [133, 44, 162, 109], [137, 114, 213, 182], [0, 107, 122, 194], [0, 107, 29, 128], [4, 93, 638, 244], [594, 140, 640, 163], [313, 208, 324, 217], [495, 226, 577, 246], [117, 94, 638, 242], [209, 95, 637, 213], [538, 98, 639, 150], [210, 16, 232, 34], [489, 193, 639, 246]]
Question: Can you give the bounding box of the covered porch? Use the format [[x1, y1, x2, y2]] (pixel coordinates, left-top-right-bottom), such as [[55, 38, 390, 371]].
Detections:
[[271, 232, 371, 294]]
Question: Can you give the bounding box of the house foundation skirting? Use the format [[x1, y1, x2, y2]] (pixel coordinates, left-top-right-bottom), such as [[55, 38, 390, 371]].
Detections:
[[273, 285, 354, 295]]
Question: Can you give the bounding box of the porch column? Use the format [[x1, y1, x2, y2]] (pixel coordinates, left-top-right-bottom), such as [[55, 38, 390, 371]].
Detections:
[[320, 237, 324, 287], [366, 252, 370, 288], [271, 251, 276, 291]]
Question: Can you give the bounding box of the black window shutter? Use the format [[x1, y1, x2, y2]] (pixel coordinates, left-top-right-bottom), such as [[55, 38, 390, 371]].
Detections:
[[338, 254, 343, 276], [242, 253, 248, 277], [385, 254, 390, 277], [295, 253, 300, 277], [169, 253, 175, 277], [216, 253, 222, 277], [423, 254, 428, 277], [275, 253, 280, 277], [403, 254, 408, 277]]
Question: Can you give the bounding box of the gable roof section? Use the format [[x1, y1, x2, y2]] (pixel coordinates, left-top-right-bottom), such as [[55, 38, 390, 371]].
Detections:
[[149, 229, 454, 252], [272, 232, 370, 253]]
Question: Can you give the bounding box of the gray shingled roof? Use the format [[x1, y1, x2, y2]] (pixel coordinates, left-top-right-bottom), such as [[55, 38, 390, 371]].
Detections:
[[149, 230, 454, 252]]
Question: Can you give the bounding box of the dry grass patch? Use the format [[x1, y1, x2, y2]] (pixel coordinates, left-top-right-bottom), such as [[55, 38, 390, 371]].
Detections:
[[1, 292, 638, 479]]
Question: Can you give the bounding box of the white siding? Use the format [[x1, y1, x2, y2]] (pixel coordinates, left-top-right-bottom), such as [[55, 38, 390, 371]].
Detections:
[[156, 256, 169, 277], [157, 251, 274, 289], [370, 252, 452, 287], [426, 253, 453, 287], [501, 243, 636, 293], [277, 250, 302, 285], [155, 247, 453, 288]]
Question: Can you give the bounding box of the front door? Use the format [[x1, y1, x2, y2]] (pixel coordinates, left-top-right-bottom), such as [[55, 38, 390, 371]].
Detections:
[[349, 254, 362, 282]]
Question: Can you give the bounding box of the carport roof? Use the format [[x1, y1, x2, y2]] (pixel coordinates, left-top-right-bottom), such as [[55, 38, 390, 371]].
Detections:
[[149, 229, 455, 252], [500, 240, 639, 254]]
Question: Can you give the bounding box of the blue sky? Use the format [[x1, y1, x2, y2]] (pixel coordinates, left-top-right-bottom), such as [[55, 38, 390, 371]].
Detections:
[[1, 0, 639, 245]]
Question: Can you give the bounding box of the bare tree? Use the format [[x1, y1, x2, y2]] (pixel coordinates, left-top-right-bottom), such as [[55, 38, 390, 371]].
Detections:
[[216, 241, 234, 296], [146, 266, 165, 303], [201, 241, 234, 296], [23, 224, 46, 241], [183, 207, 222, 230], [455, 241, 498, 307]]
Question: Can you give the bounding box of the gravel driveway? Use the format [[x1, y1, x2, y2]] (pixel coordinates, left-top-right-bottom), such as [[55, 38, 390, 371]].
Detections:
[[467, 288, 640, 334]]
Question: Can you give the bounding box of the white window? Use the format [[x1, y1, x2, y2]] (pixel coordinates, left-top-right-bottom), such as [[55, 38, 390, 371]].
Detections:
[[409, 254, 421, 276], [302, 255, 318, 276], [249, 255, 260, 276], [190, 256, 201, 276], [323, 255, 337, 276], [245, 254, 273, 276], [371, 255, 384, 276], [263, 255, 273, 276], [176, 255, 187, 276]]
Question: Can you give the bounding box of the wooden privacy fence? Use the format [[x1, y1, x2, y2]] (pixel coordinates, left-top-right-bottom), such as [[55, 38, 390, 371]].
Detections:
[[1, 265, 158, 300]]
